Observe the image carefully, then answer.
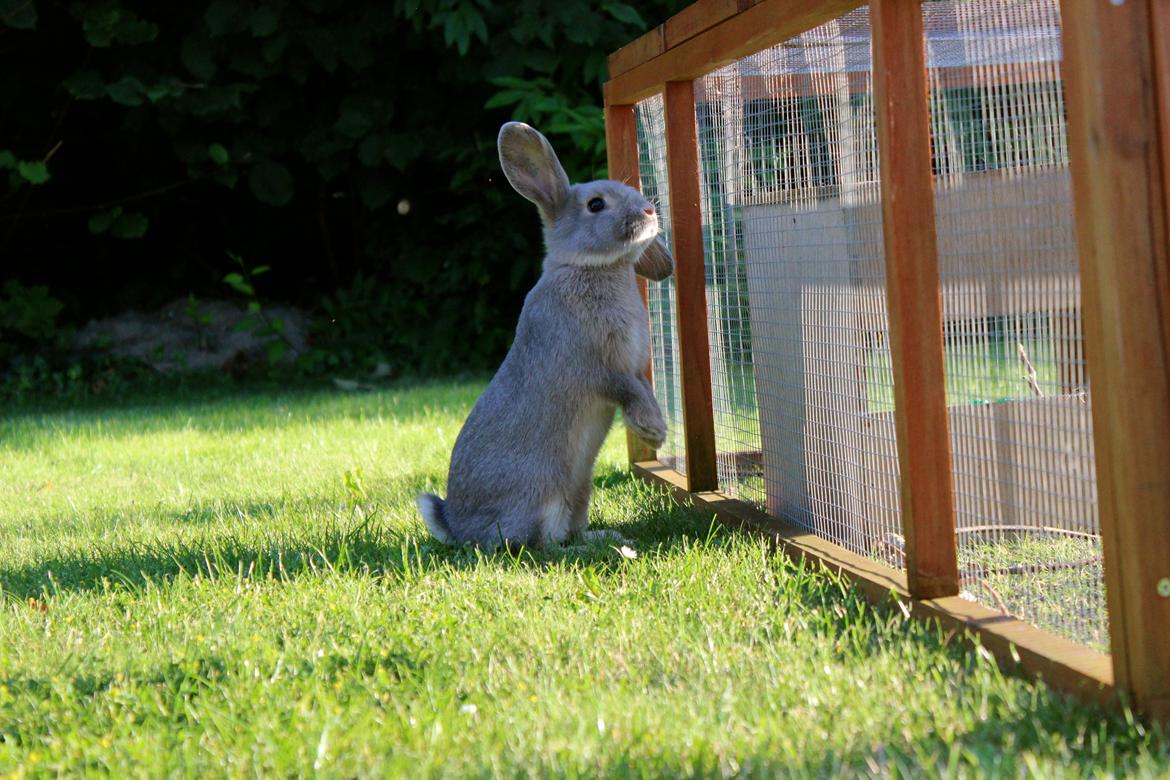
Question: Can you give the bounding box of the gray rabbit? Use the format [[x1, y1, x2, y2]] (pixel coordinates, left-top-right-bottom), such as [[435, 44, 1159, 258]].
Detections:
[[417, 121, 673, 549]]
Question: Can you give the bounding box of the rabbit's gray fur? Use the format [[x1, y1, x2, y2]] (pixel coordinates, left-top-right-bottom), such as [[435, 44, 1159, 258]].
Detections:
[[417, 122, 672, 549]]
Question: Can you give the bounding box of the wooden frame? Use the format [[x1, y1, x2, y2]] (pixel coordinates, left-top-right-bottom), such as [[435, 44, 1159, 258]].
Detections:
[[870, 0, 959, 600], [663, 80, 719, 492], [603, 0, 1170, 719], [605, 0, 865, 105], [1061, 0, 1170, 721]]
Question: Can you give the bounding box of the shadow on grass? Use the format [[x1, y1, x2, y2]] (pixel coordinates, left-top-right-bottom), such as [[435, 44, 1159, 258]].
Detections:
[[848, 698, 1170, 776], [592, 468, 636, 490], [0, 468, 715, 601], [2, 467, 1164, 772]]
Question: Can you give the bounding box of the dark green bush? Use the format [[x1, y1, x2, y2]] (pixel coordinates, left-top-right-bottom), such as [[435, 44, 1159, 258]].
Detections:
[[0, 280, 63, 348], [0, 0, 685, 381]]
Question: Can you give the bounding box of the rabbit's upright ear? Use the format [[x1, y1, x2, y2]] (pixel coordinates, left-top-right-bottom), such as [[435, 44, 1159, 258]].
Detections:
[[635, 236, 674, 281], [498, 122, 571, 221]]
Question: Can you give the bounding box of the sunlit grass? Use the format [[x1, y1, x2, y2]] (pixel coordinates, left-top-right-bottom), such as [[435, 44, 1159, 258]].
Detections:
[[0, 382, 1164, 777], [960, 533, 1108, 652], [702, 337, 1065, 453], [867, 337, 1065, 413]]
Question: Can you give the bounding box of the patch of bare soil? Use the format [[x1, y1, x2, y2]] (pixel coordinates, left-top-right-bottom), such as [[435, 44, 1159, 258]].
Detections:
[[77, 298, 309, 373]]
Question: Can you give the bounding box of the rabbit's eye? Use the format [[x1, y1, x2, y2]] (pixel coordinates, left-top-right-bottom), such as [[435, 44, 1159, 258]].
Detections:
[[587, 197, 605, 213]]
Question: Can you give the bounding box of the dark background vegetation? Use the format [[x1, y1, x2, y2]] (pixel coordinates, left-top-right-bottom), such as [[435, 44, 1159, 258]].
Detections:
[[0, 0, 684, 398]]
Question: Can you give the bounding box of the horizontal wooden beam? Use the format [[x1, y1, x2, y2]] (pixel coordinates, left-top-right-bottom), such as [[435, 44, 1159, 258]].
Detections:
[[608, 26, 665, 81], [632, 460, 1116, 708], [607, 0, 750, 80], [605, 0, 864, 105]]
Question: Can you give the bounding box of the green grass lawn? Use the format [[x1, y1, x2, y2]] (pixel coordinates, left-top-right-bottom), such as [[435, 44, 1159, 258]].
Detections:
[[1, 381, 1166, 777]]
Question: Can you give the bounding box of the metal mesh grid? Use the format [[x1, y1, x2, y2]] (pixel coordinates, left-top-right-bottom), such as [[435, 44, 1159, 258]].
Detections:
[[693, 8, 903, 568], [634, 95, 686, 474], [924, 0, 1105, 649]]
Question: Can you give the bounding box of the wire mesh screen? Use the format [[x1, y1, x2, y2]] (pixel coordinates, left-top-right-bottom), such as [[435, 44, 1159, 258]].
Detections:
[[923, 0, 1105, 649], [693, 8, 903, 568], [635, 96, 686, 474]]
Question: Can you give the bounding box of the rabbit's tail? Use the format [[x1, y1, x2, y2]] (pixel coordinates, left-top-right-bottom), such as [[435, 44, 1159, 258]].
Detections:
[[417, 493, 455, 544]]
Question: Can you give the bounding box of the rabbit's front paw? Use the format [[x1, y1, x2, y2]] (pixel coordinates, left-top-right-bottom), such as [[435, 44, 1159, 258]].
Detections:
[[627, 404, 667, 449]]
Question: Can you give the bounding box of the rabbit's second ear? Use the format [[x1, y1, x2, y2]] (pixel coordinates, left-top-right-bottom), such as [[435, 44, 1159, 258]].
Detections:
[[498, 122, 570, 220], [635, 236, 674, 281]]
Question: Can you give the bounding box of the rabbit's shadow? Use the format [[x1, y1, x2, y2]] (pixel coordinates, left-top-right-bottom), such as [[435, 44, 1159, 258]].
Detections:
[[0, 468, 712, 600], [425, 469, 718, 571]]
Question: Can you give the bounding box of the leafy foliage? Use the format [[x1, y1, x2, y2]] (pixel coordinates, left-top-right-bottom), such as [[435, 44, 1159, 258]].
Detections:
[[0, 280, 63, 344], [0, 0, 686, 378], [0, 280, 166, 404], [87, 206, 149, 238], [222, 252, 295, 364]]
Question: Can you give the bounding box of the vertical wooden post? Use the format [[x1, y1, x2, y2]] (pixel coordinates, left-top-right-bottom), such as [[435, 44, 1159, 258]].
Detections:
[[871, 0, 959, 599], [605, 103, 657, 466], [1155, 2, 1170, 253], [663, 80, 719, 492], [1062, 0, 1170, 721]]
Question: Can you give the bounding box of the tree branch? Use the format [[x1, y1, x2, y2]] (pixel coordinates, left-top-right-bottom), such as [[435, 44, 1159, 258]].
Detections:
[[0, 179, 192, 222]]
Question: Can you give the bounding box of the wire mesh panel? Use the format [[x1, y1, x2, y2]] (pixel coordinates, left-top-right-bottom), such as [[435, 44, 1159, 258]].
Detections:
[[693, 8, 903, 567], [923, 0, 1105, 649], [635, 96, 686, 474]]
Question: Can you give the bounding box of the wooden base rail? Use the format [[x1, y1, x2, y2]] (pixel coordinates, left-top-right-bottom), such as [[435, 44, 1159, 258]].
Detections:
[[631, 460, 1116, 708]]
